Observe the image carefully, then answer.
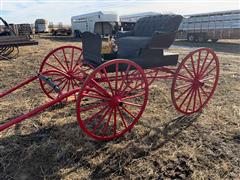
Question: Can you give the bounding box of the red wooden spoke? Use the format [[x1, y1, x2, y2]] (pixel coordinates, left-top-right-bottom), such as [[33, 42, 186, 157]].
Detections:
[[121, 106, 136, 119], [102, 109, 113, 134], [51, 76, 66, 83], [72, 52, 83, 72], [102, 68, 114, 95], [82, 93, 110, 100], [60, 79, 69, 93], [175, 86, 192, 101], [65, 79, 72, 101], [113, 108, 117, 135], [122, 101, 143, 107], [118, 64, 131, 92], [201, 66, 217, 79], [80, 101, 109, 112], [45, 62, 67, 75], [190, 55, 197, 77], [197, 88, 203, 107], [70, 47, 74, 70], [204, 83, 214, 89], [176, 73, 192, 82], [52, 53, 68, 72], [72, 78, 80, 86], [121, 91, 145, 100], [115, 63, 119, 94], [121, 78, 145, 97], [202, 76, 215, 81], [175, 83, 192, 90], [90, 78, 111, 97], [182, 63, 195, 79], [70, 79, 77, 101], [199, 51, 210, 75], [92, 108, 111, 133], [42, 72, 63, 76], [85, 106, 108, 125], [84, 87, 107, 98], [200, 57, 214, 77], [185, 88, 195, 112], [62, 48, 70, 70], [200, 86, 210, 97], [193, 88, 197, 112], [179, 87, 193, 109], [117, 106, 128, 129], [196, 50, 201, 76]]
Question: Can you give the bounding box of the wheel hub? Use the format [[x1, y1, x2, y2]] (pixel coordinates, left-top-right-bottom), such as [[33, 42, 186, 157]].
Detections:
[[109, 96, 122, 108], [193, 78, 204, 88], [66, 70, 74, 80]]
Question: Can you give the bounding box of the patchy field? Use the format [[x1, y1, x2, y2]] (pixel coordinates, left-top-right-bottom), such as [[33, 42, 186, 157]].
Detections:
[[0, 36, 239, 179]]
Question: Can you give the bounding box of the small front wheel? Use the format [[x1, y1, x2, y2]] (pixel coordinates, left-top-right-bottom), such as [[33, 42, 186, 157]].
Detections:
[[171, 48, 220, 114]]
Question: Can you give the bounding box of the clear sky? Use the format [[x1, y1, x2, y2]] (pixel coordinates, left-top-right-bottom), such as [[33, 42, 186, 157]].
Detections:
[[0, 0, 239, 24]]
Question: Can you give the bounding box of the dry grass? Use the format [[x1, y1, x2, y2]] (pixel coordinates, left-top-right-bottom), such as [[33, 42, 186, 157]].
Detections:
[[0, 35, 239, 179]]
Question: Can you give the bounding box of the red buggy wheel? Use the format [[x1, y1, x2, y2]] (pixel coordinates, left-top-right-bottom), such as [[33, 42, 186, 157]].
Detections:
[[39, 46, 93, 101], [171, 48, 219, 114], [76, 59, 148, 140]]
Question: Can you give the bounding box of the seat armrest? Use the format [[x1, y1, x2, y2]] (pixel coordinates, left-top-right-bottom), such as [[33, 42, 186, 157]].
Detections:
[[149, 31, 177, 49], [116, 31, 134, 39]]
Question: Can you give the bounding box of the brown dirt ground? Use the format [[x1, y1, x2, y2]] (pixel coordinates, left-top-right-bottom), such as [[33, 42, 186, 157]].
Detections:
[[0, 35, 240, 179]]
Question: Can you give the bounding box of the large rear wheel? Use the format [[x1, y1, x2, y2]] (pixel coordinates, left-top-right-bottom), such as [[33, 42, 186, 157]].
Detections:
[[76, 59, 149, 140]]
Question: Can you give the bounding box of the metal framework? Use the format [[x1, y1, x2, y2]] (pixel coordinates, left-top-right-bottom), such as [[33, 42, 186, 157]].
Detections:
[[0, 17, 38, 60], [0, 45, 219, 140]]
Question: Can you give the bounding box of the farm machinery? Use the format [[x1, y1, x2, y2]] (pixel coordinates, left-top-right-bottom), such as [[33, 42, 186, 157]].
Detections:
[[0, 17, 38, 60], [0, 14, 219, 140]]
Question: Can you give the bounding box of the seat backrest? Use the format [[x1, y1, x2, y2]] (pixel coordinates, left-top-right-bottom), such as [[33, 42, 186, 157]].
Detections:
[[134, 14, 183, 37], [82, 32, 102, 66]]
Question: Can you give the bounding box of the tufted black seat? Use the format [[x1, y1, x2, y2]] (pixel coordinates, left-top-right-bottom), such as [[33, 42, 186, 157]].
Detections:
[[116, 14, 183, 58]]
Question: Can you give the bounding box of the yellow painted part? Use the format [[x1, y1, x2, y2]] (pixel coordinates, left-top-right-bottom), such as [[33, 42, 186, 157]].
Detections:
[[101, 40, 113, 54]]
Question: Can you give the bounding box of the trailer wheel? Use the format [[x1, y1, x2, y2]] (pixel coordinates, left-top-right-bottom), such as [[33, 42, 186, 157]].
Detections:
[[211, 39, 218, 43], [171, 48, 219, 114], [187, 34, 195, 42], [39, 46, 93, 102], [76, 59, 148, 140]]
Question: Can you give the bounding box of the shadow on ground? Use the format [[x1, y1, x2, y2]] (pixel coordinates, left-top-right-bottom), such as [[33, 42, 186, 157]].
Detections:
[[0, 113, 200, 179]]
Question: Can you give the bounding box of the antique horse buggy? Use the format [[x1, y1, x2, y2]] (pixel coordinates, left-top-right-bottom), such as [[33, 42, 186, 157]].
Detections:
[[0, 14, 219, 140]]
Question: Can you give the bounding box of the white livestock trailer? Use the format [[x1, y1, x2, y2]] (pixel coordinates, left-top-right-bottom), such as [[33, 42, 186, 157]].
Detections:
[[71, 11, 118, 37], [178, 9, 240, 42]]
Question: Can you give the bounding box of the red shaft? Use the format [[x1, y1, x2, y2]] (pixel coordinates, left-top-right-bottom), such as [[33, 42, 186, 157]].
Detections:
[[0, 88, 80, 132], [0, 76, 38, 98]]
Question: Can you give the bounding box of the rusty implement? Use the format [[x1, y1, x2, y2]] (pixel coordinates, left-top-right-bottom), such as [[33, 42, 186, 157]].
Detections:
[[0, 17, 38, 60]]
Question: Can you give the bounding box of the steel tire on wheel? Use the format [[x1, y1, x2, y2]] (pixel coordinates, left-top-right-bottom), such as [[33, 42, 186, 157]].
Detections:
[[76, 59, 149, 141], [39, 45, 93, 102], [171, 48, 219, 115]]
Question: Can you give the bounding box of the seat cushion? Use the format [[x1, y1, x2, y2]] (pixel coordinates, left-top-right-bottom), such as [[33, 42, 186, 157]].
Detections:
[[134, 15, 183, 37], [116, 36, 151, 58]]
